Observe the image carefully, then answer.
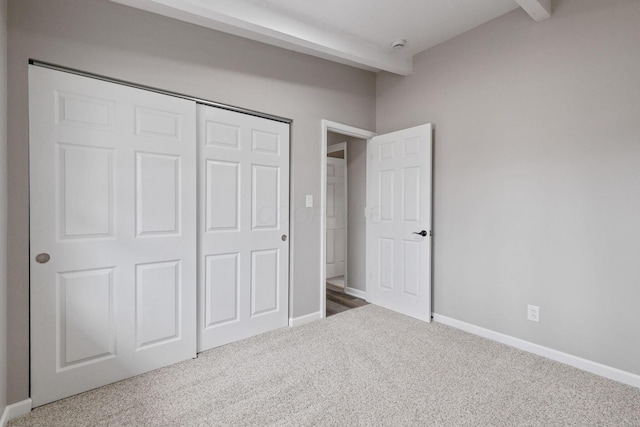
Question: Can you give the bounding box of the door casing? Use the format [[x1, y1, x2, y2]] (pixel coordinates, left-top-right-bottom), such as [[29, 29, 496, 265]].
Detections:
[[319, 120, 376, 317]]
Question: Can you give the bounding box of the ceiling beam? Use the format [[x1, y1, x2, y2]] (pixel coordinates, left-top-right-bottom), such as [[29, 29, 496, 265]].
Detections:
[[111, 0, 413, 75], [515, 0, 552, 22]]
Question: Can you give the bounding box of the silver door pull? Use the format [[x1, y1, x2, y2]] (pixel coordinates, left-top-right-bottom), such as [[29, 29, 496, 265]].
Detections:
[[281, 235, 288, 241], [35, 253, 50, 264]]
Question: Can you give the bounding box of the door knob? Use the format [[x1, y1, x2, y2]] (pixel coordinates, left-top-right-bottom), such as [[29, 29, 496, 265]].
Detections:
[[281, 234, 288, 242], [35, 253, 50, 264], [412, 230, 428, 237]]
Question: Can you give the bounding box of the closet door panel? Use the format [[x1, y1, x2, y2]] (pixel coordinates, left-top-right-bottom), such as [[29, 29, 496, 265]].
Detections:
[[29, 66, 197, 407], [198, 105, 289, 351]]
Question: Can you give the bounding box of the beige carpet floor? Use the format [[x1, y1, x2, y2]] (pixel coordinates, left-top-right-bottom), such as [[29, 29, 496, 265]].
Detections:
[[9, 305, 640, 426]]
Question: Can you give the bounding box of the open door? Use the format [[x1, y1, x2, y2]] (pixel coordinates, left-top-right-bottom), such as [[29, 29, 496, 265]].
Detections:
[[366, 124, 432, 322]]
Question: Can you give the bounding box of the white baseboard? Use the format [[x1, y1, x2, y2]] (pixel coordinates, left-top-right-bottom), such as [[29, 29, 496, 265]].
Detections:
[[289, 311, 322, 327], [433, 313, 640, 389], [344, 287, 367, 301], [1, 399, 32, 427]]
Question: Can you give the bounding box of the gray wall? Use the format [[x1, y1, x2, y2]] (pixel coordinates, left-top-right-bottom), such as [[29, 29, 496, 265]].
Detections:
[[9, 0, 639, 406], [326, 133, 368, 293], [377, 0, 640, 375], [7, 0, 375, 403], [0, 0, 7, 418]]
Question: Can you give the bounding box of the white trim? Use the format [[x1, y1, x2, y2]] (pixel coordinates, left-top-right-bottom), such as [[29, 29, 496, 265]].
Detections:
[[327, 141, 346, 155], [320, 120, 376, 321], [324, 121, 377, 140], [1, 399, 32, 427], [433, 314, 640, 389], [344, 287, 368, 301], [288, 311, 322, 327]]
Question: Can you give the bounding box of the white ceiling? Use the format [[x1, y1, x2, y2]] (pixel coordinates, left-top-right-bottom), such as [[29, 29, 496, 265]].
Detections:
[[245, 0, 520, 57], [111, 0, 545, 75]]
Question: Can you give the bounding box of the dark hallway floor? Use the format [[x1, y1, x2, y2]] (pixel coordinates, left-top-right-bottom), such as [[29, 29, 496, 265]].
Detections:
[[326, 283, 368, 317]]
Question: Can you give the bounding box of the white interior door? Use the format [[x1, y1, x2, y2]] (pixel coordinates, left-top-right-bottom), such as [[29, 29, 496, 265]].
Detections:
[[326, 156, 346, 279], [29, 66, 197, 406], [197, 105, 289, 352], [366, 124, 432, 321]]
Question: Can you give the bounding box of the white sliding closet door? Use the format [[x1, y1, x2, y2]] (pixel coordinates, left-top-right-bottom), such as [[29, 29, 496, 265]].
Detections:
[[198, 105, 289, 352], [29, 66, 197, 406]]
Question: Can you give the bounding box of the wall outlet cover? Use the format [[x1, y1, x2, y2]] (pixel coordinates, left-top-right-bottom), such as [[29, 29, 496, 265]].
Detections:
[[527, 304, 540, 322]]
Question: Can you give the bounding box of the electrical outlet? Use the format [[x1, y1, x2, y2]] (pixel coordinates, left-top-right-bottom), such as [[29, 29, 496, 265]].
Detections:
[[527, 305, 540, 322]]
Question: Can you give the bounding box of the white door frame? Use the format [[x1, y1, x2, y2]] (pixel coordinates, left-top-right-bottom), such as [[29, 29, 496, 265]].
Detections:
[[320, 120, 376, 318]]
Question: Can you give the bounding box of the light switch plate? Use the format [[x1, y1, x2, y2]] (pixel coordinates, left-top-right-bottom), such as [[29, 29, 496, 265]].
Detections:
[[305, 194, 313, 208]]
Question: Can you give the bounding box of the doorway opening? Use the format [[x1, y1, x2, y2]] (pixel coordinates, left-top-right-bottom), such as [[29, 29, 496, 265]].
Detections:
[[320, 121, 376, 318], [320, 120, 434, 322]]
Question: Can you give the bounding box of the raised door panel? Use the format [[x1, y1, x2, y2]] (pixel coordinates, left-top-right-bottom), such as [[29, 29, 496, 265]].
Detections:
[[58, 144, 115, 240], [206, 161, 240, 232], [402, 241, 420, 297], [252, 165, 280, 230], [335, 232, 345, 266], [379, 141, 395, 161], [205, 120, 241, 150], [326, 158, 339, 232], [55, 91, 115, 131], [205, 253, 240, 327], [58, 268, 116, 369], [403, 137, 420, 157], [326, 229, 335, 265], [379, 170, 395, 222], [251, 249, 279, 316], [135, 261, 181, 349], [378, 238, 394, 291], [327, 183, 336, 218], [135, 106, 181, 140], [402, 167, 420, 224], [252, 130, 280, 155], [135, 153, 180, 237], [335, 164, 346, 230]]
